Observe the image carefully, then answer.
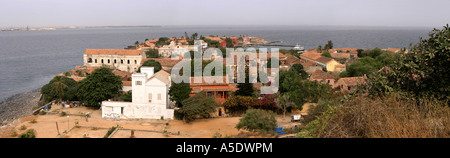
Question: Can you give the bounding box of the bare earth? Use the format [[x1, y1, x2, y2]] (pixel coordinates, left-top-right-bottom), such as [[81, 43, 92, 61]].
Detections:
[[0, 103, 301, 138]]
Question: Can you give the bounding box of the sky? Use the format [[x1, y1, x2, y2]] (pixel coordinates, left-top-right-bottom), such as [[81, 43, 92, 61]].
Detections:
[[0, 0, 449, 28]]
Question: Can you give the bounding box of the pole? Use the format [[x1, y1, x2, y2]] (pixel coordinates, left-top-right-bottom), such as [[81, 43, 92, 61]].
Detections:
[[67, 116, 70, 130], [56, 122, 60, 135]]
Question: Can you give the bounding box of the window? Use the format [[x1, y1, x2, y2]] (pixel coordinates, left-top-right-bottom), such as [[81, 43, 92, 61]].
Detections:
[[327, 80, 331, 83], [157, 93, 161, 100], [127, 60, 130, 64], [101, 59, 104, 63], [121, 107, 124, 114], [114, 59, 117, 63], [134, 60, 137, 64], [95, 59, 97, 63], [87, 58, 92, 63], [148, 93, 152, 103], [108, 59, 110, 64], [135, 81, 142, 85], [121, 60, 123, 64]]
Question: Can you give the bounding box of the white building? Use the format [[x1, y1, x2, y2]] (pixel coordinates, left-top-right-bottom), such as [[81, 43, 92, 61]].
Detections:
[[101, 67, 174, 120], [83, 49, 145, 73], [158, 41, 191, 58]]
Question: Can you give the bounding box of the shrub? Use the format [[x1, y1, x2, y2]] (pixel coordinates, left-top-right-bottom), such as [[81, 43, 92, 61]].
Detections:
[[236, 109, 277, 132], [18, 129, 36, 138], [103, 125, 120, 138], [178, 91, 218, 122], [301, 94, 449, 138]]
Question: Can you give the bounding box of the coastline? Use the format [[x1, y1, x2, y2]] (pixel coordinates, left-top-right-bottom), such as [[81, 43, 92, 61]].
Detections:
[[0, 89, 41, 124]]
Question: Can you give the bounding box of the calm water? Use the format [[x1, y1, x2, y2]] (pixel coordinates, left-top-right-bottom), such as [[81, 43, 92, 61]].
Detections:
[[0, 25, 431, 102]]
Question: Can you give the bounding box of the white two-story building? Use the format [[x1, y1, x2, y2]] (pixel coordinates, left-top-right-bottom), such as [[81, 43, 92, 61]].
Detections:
[[101, 67, 174, 120]]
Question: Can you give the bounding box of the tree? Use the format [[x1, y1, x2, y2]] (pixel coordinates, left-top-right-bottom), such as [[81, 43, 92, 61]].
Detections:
[[235, 109, 277, 132], [41, 76, 77, 103], [324, 40, 333, 50], [321, 52, 331, 58], [134, 41, 140, 46], [317, 45, 323, 53], [290, 64, 309, 79], [120, 90, 132, 102], [76, 67, 123, 107], [145, 49, 159, 58], [368, 24, 450, 101], [178, 91, 218, 122], [137, 59, 162, 73], [168, 82, 192, 107]]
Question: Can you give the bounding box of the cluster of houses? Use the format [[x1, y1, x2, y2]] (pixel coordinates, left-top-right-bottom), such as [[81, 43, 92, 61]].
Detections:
[[60, 36, 405, 120]]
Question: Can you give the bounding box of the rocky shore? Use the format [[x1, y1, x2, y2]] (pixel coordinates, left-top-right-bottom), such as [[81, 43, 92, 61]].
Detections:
[[0, 89, 41, 124]]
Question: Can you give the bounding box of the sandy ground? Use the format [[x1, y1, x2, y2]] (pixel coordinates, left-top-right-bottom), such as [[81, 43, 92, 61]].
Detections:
[[0, 103, 301, 138]]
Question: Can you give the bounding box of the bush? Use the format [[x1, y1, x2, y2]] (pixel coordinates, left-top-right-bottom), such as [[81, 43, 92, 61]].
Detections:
[[18, 129, 36, 138], [300, 94, 449, 138], [236, 109, 277, 132], [178, 91, 218, 122]]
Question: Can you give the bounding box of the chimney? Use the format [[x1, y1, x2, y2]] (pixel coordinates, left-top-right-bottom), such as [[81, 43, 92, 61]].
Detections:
[[140, 67, 155, 79]]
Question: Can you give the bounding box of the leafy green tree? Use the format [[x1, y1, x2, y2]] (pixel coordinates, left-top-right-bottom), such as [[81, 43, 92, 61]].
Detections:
[[291, 64, 309, 79], [120, 90, 132, 102], [368, 24, 450, 101], [178, 91, 218, 122], [137, 59, 162, 73], [145, 49, 159, 58], [324, 40, 333, 50], [235, 109, 277, 132], [41, 76, 77, 103], [168, 82, 192, 107], [321, 52, 331, 58], [134, 41, 140, 46], [76, 67, 123, 107]]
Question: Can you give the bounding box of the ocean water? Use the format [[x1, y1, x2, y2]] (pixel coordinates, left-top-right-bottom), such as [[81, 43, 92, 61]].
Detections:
[[0, 25, 432, 102]]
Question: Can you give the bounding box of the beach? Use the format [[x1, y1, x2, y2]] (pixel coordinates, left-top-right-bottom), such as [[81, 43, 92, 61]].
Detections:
[[0, 90, 41, 125]]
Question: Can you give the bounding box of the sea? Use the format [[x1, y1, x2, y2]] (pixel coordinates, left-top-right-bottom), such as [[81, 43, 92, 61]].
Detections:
[[0, 25, 433, 103]]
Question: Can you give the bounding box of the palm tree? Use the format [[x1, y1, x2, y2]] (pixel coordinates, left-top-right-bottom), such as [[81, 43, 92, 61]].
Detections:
[[52, 76, 68, 103]]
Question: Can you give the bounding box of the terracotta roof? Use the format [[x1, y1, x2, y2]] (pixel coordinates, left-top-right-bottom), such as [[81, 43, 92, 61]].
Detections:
[[189, 76, 229, 86], [112, 70, 132, 80], [315, 56, 333, 64], [69, 77, 86, 82], [84, 49, 143, 56], [122, 81, 132, 87], [338, 77, 366, 86], [300, 51, 322, 60], [148, 70, 171, 85], [330, 53, 351, 59], [309, 70, 335, 80], [141, 58, 182, 67]]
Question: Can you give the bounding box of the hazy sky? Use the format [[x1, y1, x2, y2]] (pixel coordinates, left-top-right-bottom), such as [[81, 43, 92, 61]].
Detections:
[[0, 0, 449, 28]]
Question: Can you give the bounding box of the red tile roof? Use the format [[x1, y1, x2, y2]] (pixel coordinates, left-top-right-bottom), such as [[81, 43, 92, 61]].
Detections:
[[84, 49, 143, 56]]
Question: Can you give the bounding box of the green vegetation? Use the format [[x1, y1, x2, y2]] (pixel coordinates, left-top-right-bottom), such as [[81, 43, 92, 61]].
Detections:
[[41, 76, 78, 103], [298, 25, 450, 138], [321, 52, 331, 58], [76, 67, 122, 107], [103, 125, 120, 138], [120, 90, 132, 102], [340, 48, 400, 77], [177, 91, 218, 122], [168, 82, 192, 108], [145, 49, 159, 58], [18, 129, 36, 138], [137, 59, 162, 73], [235, 109, 277, 132]]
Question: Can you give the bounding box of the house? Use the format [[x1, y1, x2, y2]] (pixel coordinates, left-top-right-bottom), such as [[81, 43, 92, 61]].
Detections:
[[158, 41, 191, 58], [83, 49, 145, 73], [141, 58, 184, 72], [309, 70, 335, 86], [333, 76, 367, 92], [101, 67, 174, 120], [300, 51, 345, 72], [189, 76, 237, 105]]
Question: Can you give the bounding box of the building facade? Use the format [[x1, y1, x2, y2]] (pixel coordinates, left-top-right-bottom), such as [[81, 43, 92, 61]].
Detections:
[[83, 49, 145, 73], [101, 67, 174, 120]]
